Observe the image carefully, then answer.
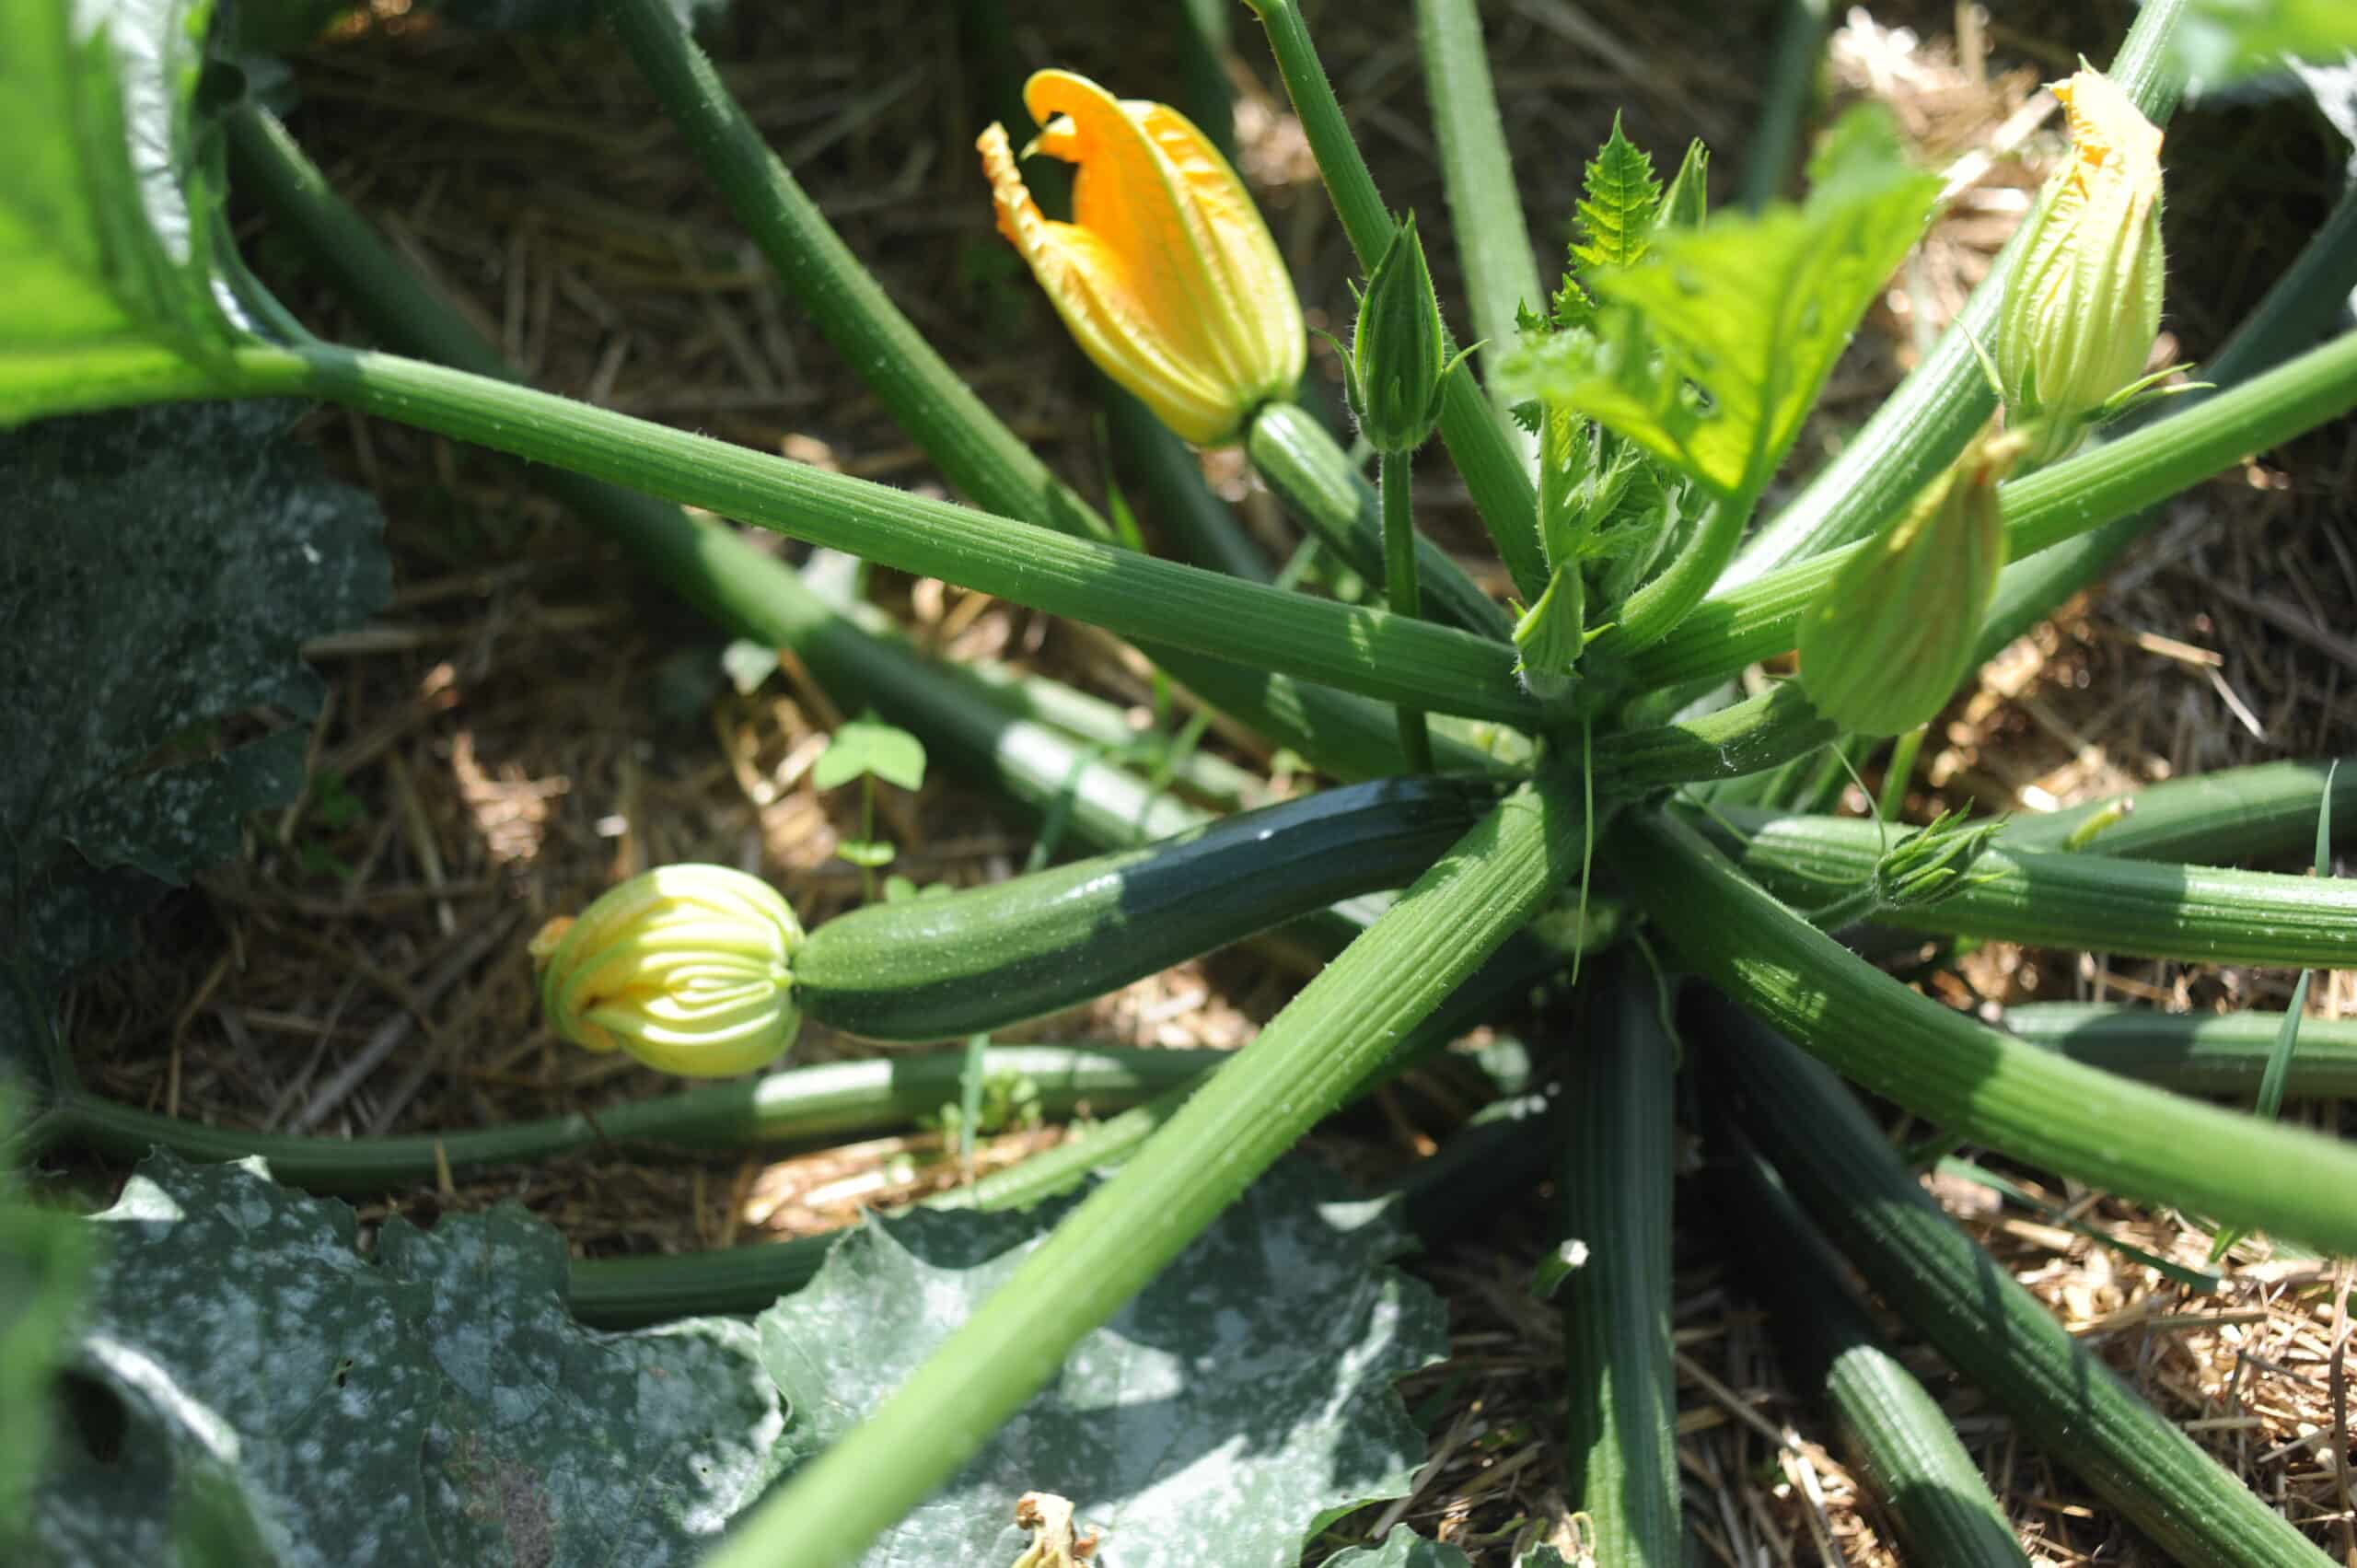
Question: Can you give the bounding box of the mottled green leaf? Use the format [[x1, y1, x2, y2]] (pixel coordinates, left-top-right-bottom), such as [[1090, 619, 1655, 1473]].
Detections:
[[757, 1159, 1444, 1568], [1505, 108, 1941, 501], [29, 1152, 789, 1566], [1326, 1526, 1478, 1567], [0, 401, 389, 989]]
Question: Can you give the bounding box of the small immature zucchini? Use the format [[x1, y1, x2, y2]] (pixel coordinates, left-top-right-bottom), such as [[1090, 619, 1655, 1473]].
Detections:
[[793, 775, 1501, 1040]]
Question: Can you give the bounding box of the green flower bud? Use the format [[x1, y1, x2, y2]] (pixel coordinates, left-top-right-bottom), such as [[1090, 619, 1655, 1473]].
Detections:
[[1995, 69, 2166, 460], [531, 865, 802, 1077], [1797, 429, 2026, 736], [1339, 215, 1470, 454], [1511, 561, 1585, 700]]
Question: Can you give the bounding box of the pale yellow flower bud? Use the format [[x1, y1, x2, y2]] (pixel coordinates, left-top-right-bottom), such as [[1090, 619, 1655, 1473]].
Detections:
[[530, 865, 802, 1077], [1995, 70, 2166, 459]]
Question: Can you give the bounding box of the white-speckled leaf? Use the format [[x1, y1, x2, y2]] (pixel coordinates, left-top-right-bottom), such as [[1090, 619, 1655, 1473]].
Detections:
[[1324, 1526, 1477, 1566], [0, 401, 389, 984], [758, 1158, 1445, 1568], [29, 1152, 788, 1566]]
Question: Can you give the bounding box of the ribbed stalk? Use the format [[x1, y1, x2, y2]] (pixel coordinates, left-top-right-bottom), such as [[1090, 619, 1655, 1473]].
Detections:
[[1608, 810, 2357, 1252], [1717, 0, 2189, 587], [1244, 0, 1549, 600], [1706, 999, 2332, 1568], [705, 773, 1587, 1568], [1248, 401, 1515, 641], [1708, 807, 2357, 968], [225, 103, 1477, 784], [2001, 757, 2356, 864], [588, 0, 1498, 772], [1624, 327, 2357, 689], [2000, 1004, 2357, 1098], [1715, 1136, 2027, 1567], [1559, 958, 1680, 1564], [1381, 449, 1437, 772], [570, 932, 1559, 1326], [284, 342, 1540, 724], [1104, 384, 1272, 583], [810, 584, 1273, 813], [1411, 0, 1544, 445], [1737, 0, 1835, 207], [1591, 682, 1836, 791], [43, 1046, 1217, 1195]]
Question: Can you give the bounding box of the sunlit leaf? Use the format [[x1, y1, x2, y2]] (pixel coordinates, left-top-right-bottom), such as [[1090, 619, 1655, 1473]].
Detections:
[[29, 1153, 788, 1565], [2177, 0, 2357, 79], [1505, 108, 1941, 501], [757, 1160, 1444, 1568]]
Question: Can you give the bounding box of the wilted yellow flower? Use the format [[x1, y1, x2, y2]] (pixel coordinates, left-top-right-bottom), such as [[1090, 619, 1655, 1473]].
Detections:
[[1995, 69, 2165, 458], [531, 865, 802, 1077], [978, 69, 1304, 446]]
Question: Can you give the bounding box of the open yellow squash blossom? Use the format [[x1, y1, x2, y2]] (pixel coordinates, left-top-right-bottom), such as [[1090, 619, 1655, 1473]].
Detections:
[[978, 69, 1305, 447], [1995, 68, 2166, 453]]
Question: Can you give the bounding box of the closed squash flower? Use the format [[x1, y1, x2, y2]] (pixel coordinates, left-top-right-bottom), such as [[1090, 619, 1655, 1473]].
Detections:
[[979, 68, 1305, 446], [1995, 69, 2165, 459], [531, 865, 802, 1077]]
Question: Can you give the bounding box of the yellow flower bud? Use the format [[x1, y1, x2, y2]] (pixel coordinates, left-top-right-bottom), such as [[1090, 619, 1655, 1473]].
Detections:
[[1996, 70, 2166, 456], [530, 865, 802, 1077], [978, 69, 1305, 447]]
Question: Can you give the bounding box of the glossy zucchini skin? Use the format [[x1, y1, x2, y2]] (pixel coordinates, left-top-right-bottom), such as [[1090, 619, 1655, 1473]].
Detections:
[[793, 775, 1502, 1040]]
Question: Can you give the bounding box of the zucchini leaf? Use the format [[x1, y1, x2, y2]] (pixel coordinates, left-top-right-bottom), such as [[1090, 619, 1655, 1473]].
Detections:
[[1504, 108, 1941, 502], [0, 0, 245, 421], [1326, 1526, 1476, 1566], [29, 1151, 789, 1566], [0, 402, 389, 1043], [756, 1159, 1443, 1568]]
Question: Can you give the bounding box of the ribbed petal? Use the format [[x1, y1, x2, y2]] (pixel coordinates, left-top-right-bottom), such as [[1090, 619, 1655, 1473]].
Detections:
[[1131, 100, 1305, 401], [979, 119, 1239, 444]]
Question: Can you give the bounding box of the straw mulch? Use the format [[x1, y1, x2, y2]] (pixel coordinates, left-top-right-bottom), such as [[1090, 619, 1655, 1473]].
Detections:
[[54, 0, 2357, 1561]]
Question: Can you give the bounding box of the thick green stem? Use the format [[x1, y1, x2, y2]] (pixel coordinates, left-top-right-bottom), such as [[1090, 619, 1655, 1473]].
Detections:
[[1737, 0, 1835, 208], [44, 1047, 1218, 1195], [281, 342, 1538, 724], [586, 0, 1490, 773], [1715, 1136, 2028, 1568], [1709, 1001, 2331, 1568], [705, 773, 1588, 1568], [1999, 1004, 2357, 1098], [1610, 810, 2357, 1253], [1718, 0, 2189, 587], [1381, 449, 1436, 772], [1104, 384, 1271, 583], [1707, 807, 2357, 969], [571, 932, 1559, 1325], [1588, 490, 1754, 660], [2001, 756, 2357, 864], [1624, 326, 2357, 689], [598, 0, 1101, 542], [1248, 401, 1514, 641], [1411, 0, 1544, 447], [1246, 0, 1550, 600], [1559, 959, 1680, 1565]]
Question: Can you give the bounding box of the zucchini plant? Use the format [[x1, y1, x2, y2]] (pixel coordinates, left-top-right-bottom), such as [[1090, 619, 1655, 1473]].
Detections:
[[5, 0, 2356, 1563]]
